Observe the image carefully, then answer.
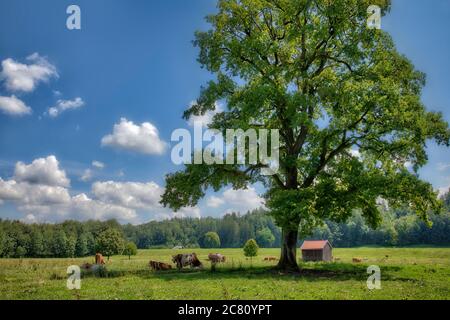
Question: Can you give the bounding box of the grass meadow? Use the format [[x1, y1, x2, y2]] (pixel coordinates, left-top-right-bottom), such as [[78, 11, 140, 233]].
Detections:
[[0, 247, 449, 300]]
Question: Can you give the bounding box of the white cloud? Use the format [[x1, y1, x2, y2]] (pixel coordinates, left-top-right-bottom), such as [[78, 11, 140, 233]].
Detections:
[[154, 207, 201, 220], [222, 187, 265, 212], [0, 95, 32, 116], [80, 169, 93, 182], [0, 53, 58, 92], [0, 179, 137, 224], [206, 195, 225, 208], [69, 193, 137, 223], [206, 186, 265, 214], [13, 155, 70, 187], [47, 97, 84, 118], [0, 156, 204, 224], [0, 178, 71, 206], [187, 101, 223, 127], [101, 118, 167, 155], [92, 161, 105, 169], [92, 181, 163, 210], [79, 161, 105, 182]]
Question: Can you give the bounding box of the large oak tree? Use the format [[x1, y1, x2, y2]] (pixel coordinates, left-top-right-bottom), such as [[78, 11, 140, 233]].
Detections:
[[161, 0, 450, 271]]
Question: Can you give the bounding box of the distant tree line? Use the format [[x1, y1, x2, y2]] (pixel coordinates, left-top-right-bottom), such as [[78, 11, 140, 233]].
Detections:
[[1, 192, 449, 258]]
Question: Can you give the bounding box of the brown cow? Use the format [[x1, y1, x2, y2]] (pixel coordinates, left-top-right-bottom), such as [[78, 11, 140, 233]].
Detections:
[[352, 257, 363, 263], [81, 262, 103, 273], [95, 253, 106, 265], [80, 262, 93, 271], [149, 261, 172, 271], [208, 253, 226, 263], [172, 253, 203, 269], [263, 256, 278, 262]]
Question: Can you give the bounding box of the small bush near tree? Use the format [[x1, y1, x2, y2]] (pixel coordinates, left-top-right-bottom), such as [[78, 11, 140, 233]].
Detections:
[[123, 241, 138, 260], [243, 239, 259, 265]]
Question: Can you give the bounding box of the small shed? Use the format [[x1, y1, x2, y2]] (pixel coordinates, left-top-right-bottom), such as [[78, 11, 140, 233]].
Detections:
[[300, 240, 333, 262]]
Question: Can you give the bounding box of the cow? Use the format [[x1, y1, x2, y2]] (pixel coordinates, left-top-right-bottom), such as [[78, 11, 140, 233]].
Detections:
[[149, 261, 172, 271], [80, 262, 93, 271], [352, 257, 363, 263], [80, 262, 103, 273], [95, 253, 106, 265], [208, 253, 226, 263], [263, 256, 278, 262], [172, 253, 203, 270]]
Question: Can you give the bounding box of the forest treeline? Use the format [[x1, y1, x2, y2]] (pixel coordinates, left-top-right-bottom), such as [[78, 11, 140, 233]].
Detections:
[[1, 192, 449, 258]]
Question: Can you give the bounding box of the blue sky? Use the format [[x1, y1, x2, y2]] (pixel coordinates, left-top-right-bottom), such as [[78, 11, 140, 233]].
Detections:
[[0, 0, 449, 224]]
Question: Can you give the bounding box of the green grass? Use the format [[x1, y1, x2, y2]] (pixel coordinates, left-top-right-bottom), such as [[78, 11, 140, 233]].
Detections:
[[1, 248, 449, 300]]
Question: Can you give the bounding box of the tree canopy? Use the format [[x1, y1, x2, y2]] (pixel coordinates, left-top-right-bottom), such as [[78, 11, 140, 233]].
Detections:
[[95, 228, 125, 259], [203, 231, 221, 248], [161, 0, 450, 270]]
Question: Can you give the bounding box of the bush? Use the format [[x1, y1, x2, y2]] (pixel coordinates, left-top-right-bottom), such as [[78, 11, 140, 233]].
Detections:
[[243, 239, 259, 260], [123, 241, 138, 259]]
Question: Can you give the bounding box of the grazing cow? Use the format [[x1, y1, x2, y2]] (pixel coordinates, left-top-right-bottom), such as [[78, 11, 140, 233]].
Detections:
[[95, 253, 106, 265], [149, 261, 172, 271], [80, 263, 93, 271], [172, 253, 203, 269], [352, 257, 363, 263], [208, 253, 226, 263], [80, 262, 103, 273], [263, 256, 278, 262]]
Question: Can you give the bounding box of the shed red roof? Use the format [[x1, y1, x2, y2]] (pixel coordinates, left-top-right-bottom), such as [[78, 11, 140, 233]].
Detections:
[[300, 240, 330, 250]]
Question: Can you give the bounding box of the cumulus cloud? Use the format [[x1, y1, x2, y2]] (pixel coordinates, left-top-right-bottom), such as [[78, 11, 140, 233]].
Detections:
[[222, 187, 265, 211], [92, 181, 163, 210], [92, 161, 105, 169], [0, 95, 32, 116], [13, 155, 70, 187], [206, 186, 265, 214], [0, 177, 137, 224], [47, 97, 84, 118], [101, 118, 167, 155], [80, 169, 93, 182], [69, 193, 137, 222], [206, 196, 225, 208], [0, 156, 205, 224], [0, 156, 176, 223], [0, 53, 58, 92], [0, 178, 71, 206], [79, 161, 105, 182]]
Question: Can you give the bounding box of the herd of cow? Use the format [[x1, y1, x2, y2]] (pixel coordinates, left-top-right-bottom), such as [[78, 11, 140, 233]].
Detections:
[[81, 252, 278, 273], [81, 252, 228, 272], [149, 253, 226, 271]]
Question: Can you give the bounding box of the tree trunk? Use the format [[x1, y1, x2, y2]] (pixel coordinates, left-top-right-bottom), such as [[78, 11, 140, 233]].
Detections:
[[277, 228, 300, 272]]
